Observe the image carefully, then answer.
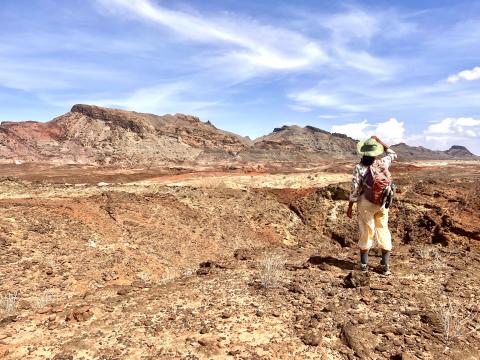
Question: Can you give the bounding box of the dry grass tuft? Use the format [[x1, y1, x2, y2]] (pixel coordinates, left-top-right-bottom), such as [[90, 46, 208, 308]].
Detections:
[[257, 253, 285, 288], [32, 291, 55, 309]]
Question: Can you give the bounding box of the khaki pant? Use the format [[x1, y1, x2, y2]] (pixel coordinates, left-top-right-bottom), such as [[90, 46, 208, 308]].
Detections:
[[357, 194, 392, 251]]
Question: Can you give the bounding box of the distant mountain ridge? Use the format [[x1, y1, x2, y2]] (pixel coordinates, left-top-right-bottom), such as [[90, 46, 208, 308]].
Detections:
[[390, 143, 475, 160], [0, 105, 476, 165]]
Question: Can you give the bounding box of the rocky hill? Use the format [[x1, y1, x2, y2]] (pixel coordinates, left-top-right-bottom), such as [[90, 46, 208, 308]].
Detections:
[[253, 125, 357, 155], [0, 105, 477, 165], [237, 125, 358, 162], [0, 104, 251, 166], [391, 143, 476, 160], [248, 125, 477, 161]]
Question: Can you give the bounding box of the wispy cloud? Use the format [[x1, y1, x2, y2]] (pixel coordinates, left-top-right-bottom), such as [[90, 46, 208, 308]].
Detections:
[[288, 89, 365, 112], [41, 81, 217, 115], [0, 59, 119, 91], [289, 104, 312, 113], [97, 0, 328, 74]]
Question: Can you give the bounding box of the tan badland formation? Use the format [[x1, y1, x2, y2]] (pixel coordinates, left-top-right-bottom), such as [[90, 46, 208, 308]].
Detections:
[[0, 105, 479, 360]]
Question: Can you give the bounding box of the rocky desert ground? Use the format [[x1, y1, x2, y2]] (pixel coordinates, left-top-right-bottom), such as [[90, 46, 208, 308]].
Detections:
[[0, 159, 479, 360]]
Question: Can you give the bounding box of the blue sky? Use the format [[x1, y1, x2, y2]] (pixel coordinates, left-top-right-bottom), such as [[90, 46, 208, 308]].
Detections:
[[1, 0, 480, 154]]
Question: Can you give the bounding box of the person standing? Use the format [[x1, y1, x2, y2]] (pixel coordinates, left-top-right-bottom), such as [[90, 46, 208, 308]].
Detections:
[[346, 136, 397, 275]]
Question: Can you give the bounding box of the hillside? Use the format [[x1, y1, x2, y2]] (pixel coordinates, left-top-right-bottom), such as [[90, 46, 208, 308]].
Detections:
[[0, 105, 477, 166], [0, 104, 251, 166], [246, 125, 357, 161]]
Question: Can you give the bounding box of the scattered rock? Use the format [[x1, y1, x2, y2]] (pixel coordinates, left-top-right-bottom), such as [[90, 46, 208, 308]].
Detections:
[[391, 353, 417, 360], [373, 325, 396, 335], [52, 305, 65, 313], [420, 312, 442, 329], [344, 271, 370, 288], [65, 306, 93, 322], [196, 268, 210, 276], [52, 354, 74, 360], [0, 316, 17, 326], [221, 310, 233, 319], [341, 323, 378, 359], [234, 248, 252, 260], [271, 311, 281, 317], [117, 287, 130, 296], [18, 299, 32, 310], [302, 331, 322, 346], [37, 307, 52, 314], [287, 282, 304, 294]]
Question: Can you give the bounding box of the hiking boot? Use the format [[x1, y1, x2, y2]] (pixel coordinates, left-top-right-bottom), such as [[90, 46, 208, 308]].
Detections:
[[380, 251, 391, 275], [359, 251, 368, 272], [377, 264, 391, 276]]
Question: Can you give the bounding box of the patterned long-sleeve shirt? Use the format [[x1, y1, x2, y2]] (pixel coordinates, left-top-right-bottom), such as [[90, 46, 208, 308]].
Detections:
[[349, 149, 397, 202]]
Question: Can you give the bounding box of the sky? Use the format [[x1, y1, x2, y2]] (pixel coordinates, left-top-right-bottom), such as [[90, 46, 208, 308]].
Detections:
[[1, 0, 480, 154]]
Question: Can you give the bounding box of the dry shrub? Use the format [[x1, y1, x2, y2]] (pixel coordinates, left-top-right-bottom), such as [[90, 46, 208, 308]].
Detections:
[[417, 247, 444, 269], [1, 292, 18, 314], [32, 291, 55, 309], [159, 268, 178, 285], [436, 299, 480, 345], [257, 253, 285, 288]]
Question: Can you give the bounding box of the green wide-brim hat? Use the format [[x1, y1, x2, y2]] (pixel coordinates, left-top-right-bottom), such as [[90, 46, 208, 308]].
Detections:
[[357, 137, 384, 157]]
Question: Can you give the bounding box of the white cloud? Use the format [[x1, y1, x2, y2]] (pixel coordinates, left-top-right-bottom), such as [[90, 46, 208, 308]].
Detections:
[[447, 66, 480, 83], [331, 117, 479, 154], [331, 120, 370, 139], [375, 118, 405, 144], [426, 117, 480, 137], [331, 118, 405, 144], [405, 117, 480, 154], [97, 0, 328, 74]]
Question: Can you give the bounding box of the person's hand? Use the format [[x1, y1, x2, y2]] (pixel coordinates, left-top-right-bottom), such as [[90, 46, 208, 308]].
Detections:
[[371, 135, 389, 150], [347, 203, 353, 219]]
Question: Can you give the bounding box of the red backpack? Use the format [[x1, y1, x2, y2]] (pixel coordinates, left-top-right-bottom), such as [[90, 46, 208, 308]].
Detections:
[[363, 159, 392, 205]]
